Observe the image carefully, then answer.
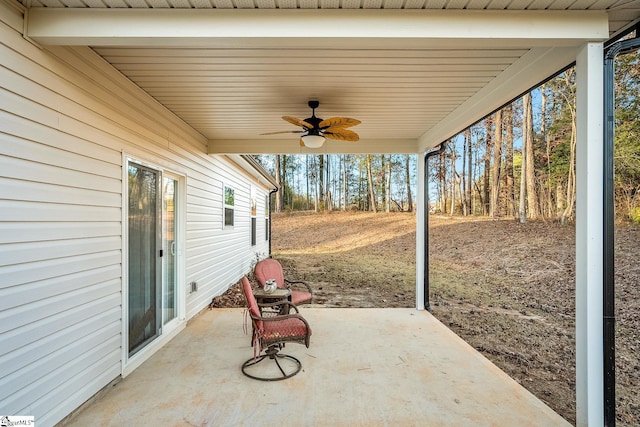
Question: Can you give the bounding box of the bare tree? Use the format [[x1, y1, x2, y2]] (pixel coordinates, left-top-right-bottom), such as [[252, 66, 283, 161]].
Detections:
[[462, 132, 469, 216], [316, 154, 326, 209], [541, 84, 553, 218], [519, 99, 528, 223], [558, 70, 577, 223], [523, 92, 540, 219], [449, 145, 457, 215], [342, 155, 348, 211], [405, 154, 413, 212], [519, 154, 527, 222], [305, 155, 311, 210], [381, 155, 389, 212], [366, 155, 377, 212], [466, 128, 472, 215], [483, 119, 492, 215], [490, 109, 503, 217], [275, 155, 283, 212], [504, 104, 516, 217], [385, 155, 392, 212]]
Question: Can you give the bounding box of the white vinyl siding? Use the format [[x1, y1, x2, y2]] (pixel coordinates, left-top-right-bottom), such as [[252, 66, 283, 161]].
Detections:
[[0, 11, 271, 427]]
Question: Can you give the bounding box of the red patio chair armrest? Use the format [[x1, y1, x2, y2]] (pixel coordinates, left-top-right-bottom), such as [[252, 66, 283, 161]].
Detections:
[[285, 279, 313, 294]]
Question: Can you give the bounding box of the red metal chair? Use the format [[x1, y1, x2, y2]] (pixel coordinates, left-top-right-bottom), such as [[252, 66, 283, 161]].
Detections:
[[254, 258, 313, 306], [240, 276, 312, 381]]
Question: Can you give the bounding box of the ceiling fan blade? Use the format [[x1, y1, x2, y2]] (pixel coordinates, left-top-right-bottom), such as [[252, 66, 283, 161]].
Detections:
[[324, 128, 359, 142], [283, 116, 314, 129], [319, 117, 361, 129], [261, 130, 305, 135]]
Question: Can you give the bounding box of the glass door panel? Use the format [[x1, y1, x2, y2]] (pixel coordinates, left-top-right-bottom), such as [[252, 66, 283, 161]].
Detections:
[[162, 176, 178, 326], [127, 162, 161, 356]]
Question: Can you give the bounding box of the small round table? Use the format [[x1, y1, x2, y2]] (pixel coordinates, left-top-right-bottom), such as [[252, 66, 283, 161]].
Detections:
[[252, 287, 291, 314]]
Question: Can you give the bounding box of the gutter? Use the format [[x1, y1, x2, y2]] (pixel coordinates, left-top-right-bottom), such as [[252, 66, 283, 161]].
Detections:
[[239, 154, 279, 189], [423, 141, 447, 312], [603, 28, 640, 427]]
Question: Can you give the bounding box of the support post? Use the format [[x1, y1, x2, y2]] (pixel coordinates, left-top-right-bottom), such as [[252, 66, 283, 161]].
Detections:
[[575, 42, 604, 427], [416, 153, 425, 311], [423, 143, 447, 312], [602, 32, 640, 427]]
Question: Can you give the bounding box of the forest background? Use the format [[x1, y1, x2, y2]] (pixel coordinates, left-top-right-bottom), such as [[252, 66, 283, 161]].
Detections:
[[241, 42, 640, 425], [255, 46, 639, 222]]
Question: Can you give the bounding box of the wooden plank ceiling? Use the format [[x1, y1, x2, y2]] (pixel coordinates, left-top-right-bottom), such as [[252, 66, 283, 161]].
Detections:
[[23, 1, 640, 153]]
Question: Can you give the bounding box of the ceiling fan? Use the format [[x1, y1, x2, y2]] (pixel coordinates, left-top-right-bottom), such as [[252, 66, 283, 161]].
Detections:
[[262, 100, 361, 148]]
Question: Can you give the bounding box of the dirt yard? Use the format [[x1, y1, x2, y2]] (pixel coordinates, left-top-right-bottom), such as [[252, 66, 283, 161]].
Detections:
[[211, 211, 639, 426]]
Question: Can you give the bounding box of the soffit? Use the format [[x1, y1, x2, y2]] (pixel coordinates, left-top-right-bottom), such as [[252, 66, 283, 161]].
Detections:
[[23, 2, 640, 154]]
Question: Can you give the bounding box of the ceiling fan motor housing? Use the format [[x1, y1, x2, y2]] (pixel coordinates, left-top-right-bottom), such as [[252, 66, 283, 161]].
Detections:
[[305, 100, 323, 133], [304, 116, 323, 133]]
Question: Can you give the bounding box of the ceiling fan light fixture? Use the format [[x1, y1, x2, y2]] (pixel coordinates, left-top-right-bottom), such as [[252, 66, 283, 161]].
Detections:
[[301, 134, 325, 148]]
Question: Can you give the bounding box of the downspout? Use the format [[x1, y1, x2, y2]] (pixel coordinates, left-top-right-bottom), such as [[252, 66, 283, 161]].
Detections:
[[268, 187, 278, 258], [424, 142, 447, 312], [603, 30, 640, 427]]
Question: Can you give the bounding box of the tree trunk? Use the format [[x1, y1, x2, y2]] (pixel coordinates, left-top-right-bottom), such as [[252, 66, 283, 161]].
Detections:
[[381, 155, 388, 213], [519, 152, 527, 223], [466, 128, 472, 215], [505, 104, 515, 217], [442, 154, 448, 213], [342, 155, 348, 211], [524, 93, 539, 219], [519, 106, 527, 224], [490, 109, 503, 217], [366, 155, 377, 213], [313, 156, 319, 212], [483, 119, 492, 216], [325, 154, 331, 209], [562, 118, 577, 221], [541, 84, 553, 218], [462, 132, 468, 216], [304, 156, 311, 210], [275, 155, 284, 212], [450, 146, 456, 215], [556, 181, 565, 217], [385, 155, 392, 213], [405, 154, 413, 212], [554, 69, 577, 223], [318, 155, 325, 209]]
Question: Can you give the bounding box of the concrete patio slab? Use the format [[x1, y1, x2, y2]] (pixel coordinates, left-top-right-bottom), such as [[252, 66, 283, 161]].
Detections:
[[61, 308, 571, 427]]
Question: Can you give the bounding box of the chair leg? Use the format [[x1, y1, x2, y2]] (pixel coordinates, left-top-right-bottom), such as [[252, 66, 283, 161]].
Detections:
[[241, 345, 302, 381]]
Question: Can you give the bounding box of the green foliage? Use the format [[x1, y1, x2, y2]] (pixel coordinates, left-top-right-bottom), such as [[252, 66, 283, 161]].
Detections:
[[224, 186, 234, 206], [613, 51, 640, 219], [629, 207, 640, 223]]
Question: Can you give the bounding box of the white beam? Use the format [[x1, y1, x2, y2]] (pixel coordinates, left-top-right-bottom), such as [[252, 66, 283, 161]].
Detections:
[[418, 47, 582, 150], [416, 153, 425, 311], [575, 42, 604, 427], [26, 9, 608, 48], [208, 138, 418, 154]]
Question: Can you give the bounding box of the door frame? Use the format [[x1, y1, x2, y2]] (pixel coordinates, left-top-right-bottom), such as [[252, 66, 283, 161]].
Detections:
[[121, 153, 187, 377]]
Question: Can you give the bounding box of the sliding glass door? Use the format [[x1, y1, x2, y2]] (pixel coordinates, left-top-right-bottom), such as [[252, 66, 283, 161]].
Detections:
[[127, 162, 161, 356], [127, 162, 182, 358]]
